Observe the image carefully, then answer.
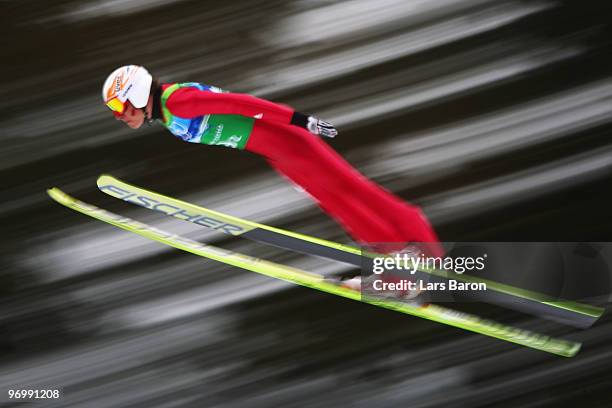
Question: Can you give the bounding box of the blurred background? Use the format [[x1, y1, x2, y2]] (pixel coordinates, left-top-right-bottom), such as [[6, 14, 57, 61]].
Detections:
[[2, 0, 612, 406]]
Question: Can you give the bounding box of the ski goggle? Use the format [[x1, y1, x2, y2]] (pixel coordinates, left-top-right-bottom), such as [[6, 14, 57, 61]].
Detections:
[[106, 97, 126, 117]]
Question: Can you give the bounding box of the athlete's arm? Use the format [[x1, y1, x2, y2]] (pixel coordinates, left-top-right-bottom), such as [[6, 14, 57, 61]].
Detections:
[[166, 87, 293, 124], [166, 87, 338, 137]]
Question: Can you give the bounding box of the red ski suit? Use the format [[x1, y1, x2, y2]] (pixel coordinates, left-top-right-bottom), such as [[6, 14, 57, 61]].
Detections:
[[163, 86, 440, 252]]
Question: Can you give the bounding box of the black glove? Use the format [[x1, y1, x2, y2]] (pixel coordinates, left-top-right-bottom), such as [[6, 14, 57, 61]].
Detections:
[[291, 111, 338, 138]]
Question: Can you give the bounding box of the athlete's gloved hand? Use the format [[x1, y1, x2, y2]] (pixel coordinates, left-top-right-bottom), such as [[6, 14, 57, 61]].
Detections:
[[291, 111, 338, 138], [307, 116, 338, 138]]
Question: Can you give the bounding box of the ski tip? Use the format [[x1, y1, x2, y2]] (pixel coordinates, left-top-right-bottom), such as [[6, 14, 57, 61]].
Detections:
[[47, 187, 72, 204], [47, 187, 60, 199], [96, 173, 115, 186]]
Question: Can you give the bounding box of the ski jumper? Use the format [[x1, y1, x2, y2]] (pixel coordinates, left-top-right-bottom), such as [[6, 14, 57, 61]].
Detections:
[[156, 82, 441, 254]]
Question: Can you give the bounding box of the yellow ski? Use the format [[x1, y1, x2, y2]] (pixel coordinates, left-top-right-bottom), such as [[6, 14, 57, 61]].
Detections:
[[96, 174, 603, 328], [48, 187, 581, 357]]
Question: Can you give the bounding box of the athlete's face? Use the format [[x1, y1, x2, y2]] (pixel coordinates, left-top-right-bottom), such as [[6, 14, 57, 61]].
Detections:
[[116, 101, 145, 129]]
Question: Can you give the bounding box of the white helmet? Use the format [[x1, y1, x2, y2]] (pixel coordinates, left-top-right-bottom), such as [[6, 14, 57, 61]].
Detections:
[[102, 65, 152, 115]]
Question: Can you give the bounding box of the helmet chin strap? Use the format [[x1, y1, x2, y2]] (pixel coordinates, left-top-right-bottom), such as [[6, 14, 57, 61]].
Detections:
[[142, 106, 154, 126], [143, 92, 157, 125]]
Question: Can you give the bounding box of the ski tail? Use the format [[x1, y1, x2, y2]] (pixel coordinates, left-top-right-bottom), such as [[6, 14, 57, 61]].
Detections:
[[48, 187, 582, 357], [96, 174, 604, 328]]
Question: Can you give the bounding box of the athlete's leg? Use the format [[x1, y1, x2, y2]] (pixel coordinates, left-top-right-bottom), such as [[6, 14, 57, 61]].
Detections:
[[246, 122, 441, 253]]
